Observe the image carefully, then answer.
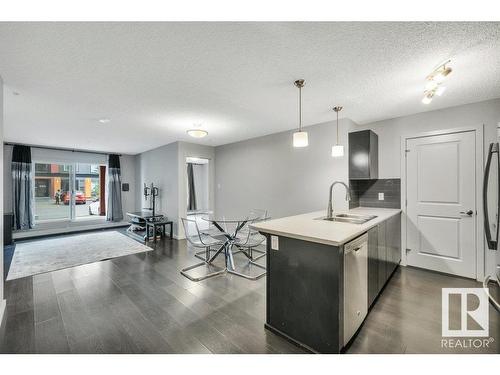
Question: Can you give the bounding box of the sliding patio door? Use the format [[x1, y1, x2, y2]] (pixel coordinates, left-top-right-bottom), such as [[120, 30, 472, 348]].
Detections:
[[34, 162, 73, 222], [74, 163, 103, 219], [33, 161, 104, 223]]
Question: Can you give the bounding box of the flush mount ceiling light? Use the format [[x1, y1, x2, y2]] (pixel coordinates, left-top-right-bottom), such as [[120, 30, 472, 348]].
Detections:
[[422, 60, 452, 105], [187, 129, 208, 138], [331, 106, 344, 157], [292, 79, 308, 148], [98, 118, 111, 124]]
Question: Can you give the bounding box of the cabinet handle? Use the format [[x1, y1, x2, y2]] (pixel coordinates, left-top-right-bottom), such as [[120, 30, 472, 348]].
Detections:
[[459, 210, 474, 216]]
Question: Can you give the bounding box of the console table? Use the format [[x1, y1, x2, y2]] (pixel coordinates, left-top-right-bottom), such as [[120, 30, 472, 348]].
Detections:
[[145, 219, 173, 242], [126, 211, 173, 242]]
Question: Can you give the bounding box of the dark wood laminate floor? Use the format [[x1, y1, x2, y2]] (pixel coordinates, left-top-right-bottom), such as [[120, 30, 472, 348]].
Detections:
[[0, 231, 498, 354]]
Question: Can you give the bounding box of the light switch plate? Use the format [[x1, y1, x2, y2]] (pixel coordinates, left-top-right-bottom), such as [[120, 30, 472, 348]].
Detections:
[[378, 192, 384, 200], [271, 235, 279, 250]]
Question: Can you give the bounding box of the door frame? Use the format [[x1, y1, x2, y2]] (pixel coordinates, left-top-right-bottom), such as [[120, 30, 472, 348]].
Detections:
[[400, 124, 485, 281]]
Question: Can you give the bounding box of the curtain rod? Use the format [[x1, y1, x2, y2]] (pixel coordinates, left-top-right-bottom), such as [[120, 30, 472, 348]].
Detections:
[[4, 142, 122, 157]]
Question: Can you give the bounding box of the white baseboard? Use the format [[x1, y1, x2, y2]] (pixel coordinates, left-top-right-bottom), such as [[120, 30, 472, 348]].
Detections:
[[0, 299, 6, 327]]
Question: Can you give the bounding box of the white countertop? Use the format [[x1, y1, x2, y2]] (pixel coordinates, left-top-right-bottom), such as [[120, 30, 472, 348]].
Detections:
[[251, 207, 401, 247]]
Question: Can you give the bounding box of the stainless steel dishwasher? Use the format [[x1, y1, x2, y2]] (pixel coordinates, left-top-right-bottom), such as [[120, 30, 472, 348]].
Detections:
[[343, 233, 368, 346]]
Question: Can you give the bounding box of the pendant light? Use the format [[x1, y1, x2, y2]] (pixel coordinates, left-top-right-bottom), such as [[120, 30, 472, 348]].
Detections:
[[331, 106, 344, 157], [292, 79, 308, 148]]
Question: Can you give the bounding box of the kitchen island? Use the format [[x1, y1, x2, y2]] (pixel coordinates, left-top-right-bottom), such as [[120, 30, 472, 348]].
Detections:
[[251, 207, 401, 353]]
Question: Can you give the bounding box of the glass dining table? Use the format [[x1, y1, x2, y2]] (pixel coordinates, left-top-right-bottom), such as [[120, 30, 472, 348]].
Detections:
[[200, 213, 265, 279]]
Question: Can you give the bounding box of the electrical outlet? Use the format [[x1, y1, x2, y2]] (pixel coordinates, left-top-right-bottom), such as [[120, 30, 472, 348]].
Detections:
[[271, 235, 279, 250], [378, 192, 384, 201]]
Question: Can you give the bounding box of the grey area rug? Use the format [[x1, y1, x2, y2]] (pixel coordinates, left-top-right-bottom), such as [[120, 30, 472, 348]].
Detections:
[[7, 231, 152, 281]]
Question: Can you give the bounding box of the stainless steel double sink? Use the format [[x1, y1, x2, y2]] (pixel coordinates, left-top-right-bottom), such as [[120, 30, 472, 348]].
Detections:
[[315, 213, 377, 224]]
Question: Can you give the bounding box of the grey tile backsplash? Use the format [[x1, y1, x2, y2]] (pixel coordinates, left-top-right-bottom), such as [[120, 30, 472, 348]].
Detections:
[[349, 178, 401, 209]]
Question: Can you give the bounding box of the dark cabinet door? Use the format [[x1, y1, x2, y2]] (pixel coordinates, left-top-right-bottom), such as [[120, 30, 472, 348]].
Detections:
[[267, 236, 342, 353], [377, 221, 387, 294], [366, 214, 401, 306], [367, 226, 379, 307], [348, 130, 379, 180], [386, 213, 402, 277], [349, 131, 370, 179]]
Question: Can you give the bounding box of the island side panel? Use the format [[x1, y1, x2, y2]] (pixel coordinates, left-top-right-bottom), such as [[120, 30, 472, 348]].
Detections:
[[264, 234, 343, 353]]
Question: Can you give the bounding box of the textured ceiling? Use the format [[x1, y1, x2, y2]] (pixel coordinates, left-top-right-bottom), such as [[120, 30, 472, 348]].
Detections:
[[1, 22, 499, 154]]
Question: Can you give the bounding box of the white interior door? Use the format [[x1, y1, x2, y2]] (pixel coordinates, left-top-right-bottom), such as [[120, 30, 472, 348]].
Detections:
[[406, 130, 476, 278]]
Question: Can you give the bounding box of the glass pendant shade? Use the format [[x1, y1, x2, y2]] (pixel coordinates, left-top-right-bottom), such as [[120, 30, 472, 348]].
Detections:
[[293, 131, 309, 148], [331, 144, 344, 157]]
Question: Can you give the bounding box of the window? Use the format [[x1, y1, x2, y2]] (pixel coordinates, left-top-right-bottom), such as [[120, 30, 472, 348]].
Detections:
[[34, 163, 72, 221], [33, 162, 105, 222], [35, 163, 50, 173]]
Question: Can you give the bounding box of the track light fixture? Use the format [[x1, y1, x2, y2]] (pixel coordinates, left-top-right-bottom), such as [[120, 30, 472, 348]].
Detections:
[[422, 60, 452, 104]]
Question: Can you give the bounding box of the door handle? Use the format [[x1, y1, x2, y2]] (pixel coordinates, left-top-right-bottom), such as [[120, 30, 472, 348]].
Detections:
[[483, 142, 499, 250], [459, 210, 474, 216]]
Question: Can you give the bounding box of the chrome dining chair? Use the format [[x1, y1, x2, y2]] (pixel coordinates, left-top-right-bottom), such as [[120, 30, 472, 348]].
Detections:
[[188, 212, 222, 262], [231, 209, 269, 280], [234, 209, 268, 261], [180, 217, 226, 282]]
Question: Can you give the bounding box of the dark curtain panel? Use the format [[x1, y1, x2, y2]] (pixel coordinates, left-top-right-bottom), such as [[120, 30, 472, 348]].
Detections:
[[106, 154, 123, 222], [12, 145, 34, 230], [187, 163, 197, 211]]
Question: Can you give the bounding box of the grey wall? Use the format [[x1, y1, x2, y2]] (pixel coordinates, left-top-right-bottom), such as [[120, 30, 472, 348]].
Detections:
[[135, 141, 179, 236], [358, 98, 500, 278], [119, 154, 136, 217], [134, 141, 215, 239], [215, 118, 355, 219], [214, 98, 500, 278], [0, 75, 5, 321], [355, 98, 500, 178], [177, 142, 215, 238]]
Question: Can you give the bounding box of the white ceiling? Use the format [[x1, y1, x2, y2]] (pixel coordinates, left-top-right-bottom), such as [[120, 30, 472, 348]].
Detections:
[[1, 22, 499, 154]]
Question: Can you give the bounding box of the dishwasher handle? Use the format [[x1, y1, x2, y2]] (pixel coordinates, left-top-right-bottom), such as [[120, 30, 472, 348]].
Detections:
[[344, 233, 368, 254]]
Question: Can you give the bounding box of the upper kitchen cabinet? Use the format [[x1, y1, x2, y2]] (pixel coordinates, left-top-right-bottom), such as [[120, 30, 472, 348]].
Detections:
[[349, 130, 379, 180]]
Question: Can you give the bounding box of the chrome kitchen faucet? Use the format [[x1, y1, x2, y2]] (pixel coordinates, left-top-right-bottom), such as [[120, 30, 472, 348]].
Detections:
[[327, 181, 352, 219]]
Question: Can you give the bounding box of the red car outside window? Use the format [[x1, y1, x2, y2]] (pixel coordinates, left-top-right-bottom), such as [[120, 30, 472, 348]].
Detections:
[[62, 191, 87, 205]]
